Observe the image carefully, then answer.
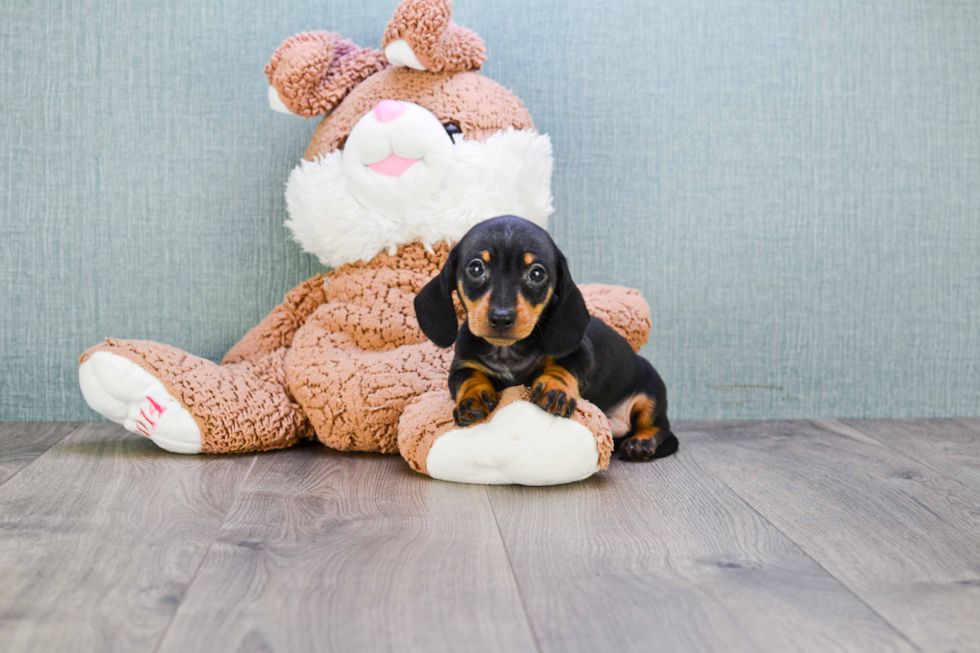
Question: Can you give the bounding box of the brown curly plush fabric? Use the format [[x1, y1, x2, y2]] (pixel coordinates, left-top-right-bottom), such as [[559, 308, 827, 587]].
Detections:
[[266, 32, 387, 118], [579, 284, 652, 353], [275, 241, 646, 453], [382, 0, 487, 72], [284, 243, 455, 453], [79, 242, 651, 457], [397, 386, 614, 476], [304, 67, 534, 159]]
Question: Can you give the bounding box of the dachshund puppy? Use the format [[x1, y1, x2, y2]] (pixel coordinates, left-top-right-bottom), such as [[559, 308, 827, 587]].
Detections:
[[414, 215, 678, 461]]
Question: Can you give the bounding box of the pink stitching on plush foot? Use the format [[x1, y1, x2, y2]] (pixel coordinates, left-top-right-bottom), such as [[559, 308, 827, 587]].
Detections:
[[136, 396, 169, 437], [78, 351, 203, 453], [147, 396, 167, 417]]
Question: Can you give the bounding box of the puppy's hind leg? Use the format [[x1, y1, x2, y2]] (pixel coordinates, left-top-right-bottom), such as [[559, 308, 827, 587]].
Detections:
[[620, 412, 679, 461], [618, 360, 679, 462]]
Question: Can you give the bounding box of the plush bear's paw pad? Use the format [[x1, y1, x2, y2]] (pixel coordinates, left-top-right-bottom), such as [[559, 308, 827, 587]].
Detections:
[[79, 351, 202, 454]]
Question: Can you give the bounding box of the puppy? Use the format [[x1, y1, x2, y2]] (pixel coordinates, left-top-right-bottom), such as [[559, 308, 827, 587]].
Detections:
[[415, 215, 678, 461], [415, 216, 678, 461]]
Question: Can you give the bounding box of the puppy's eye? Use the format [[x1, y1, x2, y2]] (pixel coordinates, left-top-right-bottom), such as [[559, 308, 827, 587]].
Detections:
[[527, 264, 547, 284], [444, 122, 462, 143], [466, 259, 485, 278]]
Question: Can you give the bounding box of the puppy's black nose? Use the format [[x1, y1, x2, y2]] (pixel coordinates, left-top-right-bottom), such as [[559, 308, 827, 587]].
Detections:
[[488, 308, 516, 331]]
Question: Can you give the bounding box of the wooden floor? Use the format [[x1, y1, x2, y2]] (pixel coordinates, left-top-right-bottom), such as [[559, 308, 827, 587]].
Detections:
[[1, 420, 979, 653]]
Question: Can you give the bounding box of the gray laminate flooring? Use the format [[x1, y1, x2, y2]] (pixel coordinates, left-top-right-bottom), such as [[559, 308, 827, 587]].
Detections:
[[1, 419, 978, 653]]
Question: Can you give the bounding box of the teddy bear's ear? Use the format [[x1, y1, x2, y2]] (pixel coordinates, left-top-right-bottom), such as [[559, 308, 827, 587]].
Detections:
[[265, 32, 387, 118], [381, 0, 486, 73]]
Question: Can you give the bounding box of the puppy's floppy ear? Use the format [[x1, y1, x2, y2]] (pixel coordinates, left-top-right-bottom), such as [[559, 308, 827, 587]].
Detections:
[[414, 245, 460, 348], [542, 252, 590, 359]]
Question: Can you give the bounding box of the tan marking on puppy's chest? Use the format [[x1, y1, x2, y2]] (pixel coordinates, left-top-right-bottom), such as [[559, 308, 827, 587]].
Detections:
[[459, 359, 495, 378]]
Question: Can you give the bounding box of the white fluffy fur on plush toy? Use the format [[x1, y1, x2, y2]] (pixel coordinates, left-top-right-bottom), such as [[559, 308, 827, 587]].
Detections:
[[285, 104, 553, 269]]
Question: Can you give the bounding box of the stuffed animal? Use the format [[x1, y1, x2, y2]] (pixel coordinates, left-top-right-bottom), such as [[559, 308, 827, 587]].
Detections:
[[78, 0, 652, 485]]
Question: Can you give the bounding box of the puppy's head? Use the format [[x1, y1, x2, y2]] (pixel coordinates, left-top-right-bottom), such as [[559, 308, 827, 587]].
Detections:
[[415, 216, 590, 356]]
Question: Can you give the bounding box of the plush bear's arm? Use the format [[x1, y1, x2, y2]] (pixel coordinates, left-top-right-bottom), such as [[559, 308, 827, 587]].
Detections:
[[222, 273, 332, 365], [578, 284, 652, 354]]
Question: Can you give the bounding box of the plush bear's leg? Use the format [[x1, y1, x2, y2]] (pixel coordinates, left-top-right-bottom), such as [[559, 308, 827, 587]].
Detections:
[[79, 339, 310, 454], [397, 388, 614, 486], [286, 336, 453, 454]]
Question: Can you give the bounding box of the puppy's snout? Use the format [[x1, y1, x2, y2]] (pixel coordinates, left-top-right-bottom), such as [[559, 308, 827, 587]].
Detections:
[[488, 308, 516, 331]]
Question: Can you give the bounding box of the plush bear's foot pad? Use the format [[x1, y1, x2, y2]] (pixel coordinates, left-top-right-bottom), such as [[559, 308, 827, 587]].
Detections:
[[79, 351, 202, 454], [399, 387, 614, 486]]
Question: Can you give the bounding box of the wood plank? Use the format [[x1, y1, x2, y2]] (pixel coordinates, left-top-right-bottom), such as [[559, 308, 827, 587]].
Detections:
[[683, 420, 980, 653], [0, 423, 77, 487], [836, 418, 980, 490], [0, 423, 254, 653], [486, 450, 916, 653], [157, 445, 538, 653]]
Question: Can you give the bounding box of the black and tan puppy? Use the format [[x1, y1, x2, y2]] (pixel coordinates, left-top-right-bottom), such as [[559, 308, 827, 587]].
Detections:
[[415, 215, 678, 461]]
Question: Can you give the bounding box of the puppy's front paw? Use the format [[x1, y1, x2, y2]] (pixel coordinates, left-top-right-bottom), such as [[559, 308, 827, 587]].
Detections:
[[454, 389, 498, 426], [530, 376, 578, 418]]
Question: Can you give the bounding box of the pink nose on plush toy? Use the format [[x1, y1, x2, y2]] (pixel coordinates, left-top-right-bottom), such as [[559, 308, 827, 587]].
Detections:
[[373, 100, 406, 123]]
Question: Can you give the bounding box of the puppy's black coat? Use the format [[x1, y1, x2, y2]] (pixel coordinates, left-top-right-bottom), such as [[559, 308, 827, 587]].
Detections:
[[415, 215, 677, 461]]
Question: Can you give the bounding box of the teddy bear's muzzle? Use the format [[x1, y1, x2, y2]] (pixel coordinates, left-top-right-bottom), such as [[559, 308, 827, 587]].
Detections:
[[341, 100, 454, 214]]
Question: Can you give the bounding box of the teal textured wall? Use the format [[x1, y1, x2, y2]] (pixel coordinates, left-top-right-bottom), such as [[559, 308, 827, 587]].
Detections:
[[2, 0, 978, 421]]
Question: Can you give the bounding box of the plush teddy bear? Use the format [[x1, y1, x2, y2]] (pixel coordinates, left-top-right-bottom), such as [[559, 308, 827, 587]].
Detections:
[[78, 0, 652, 485]]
